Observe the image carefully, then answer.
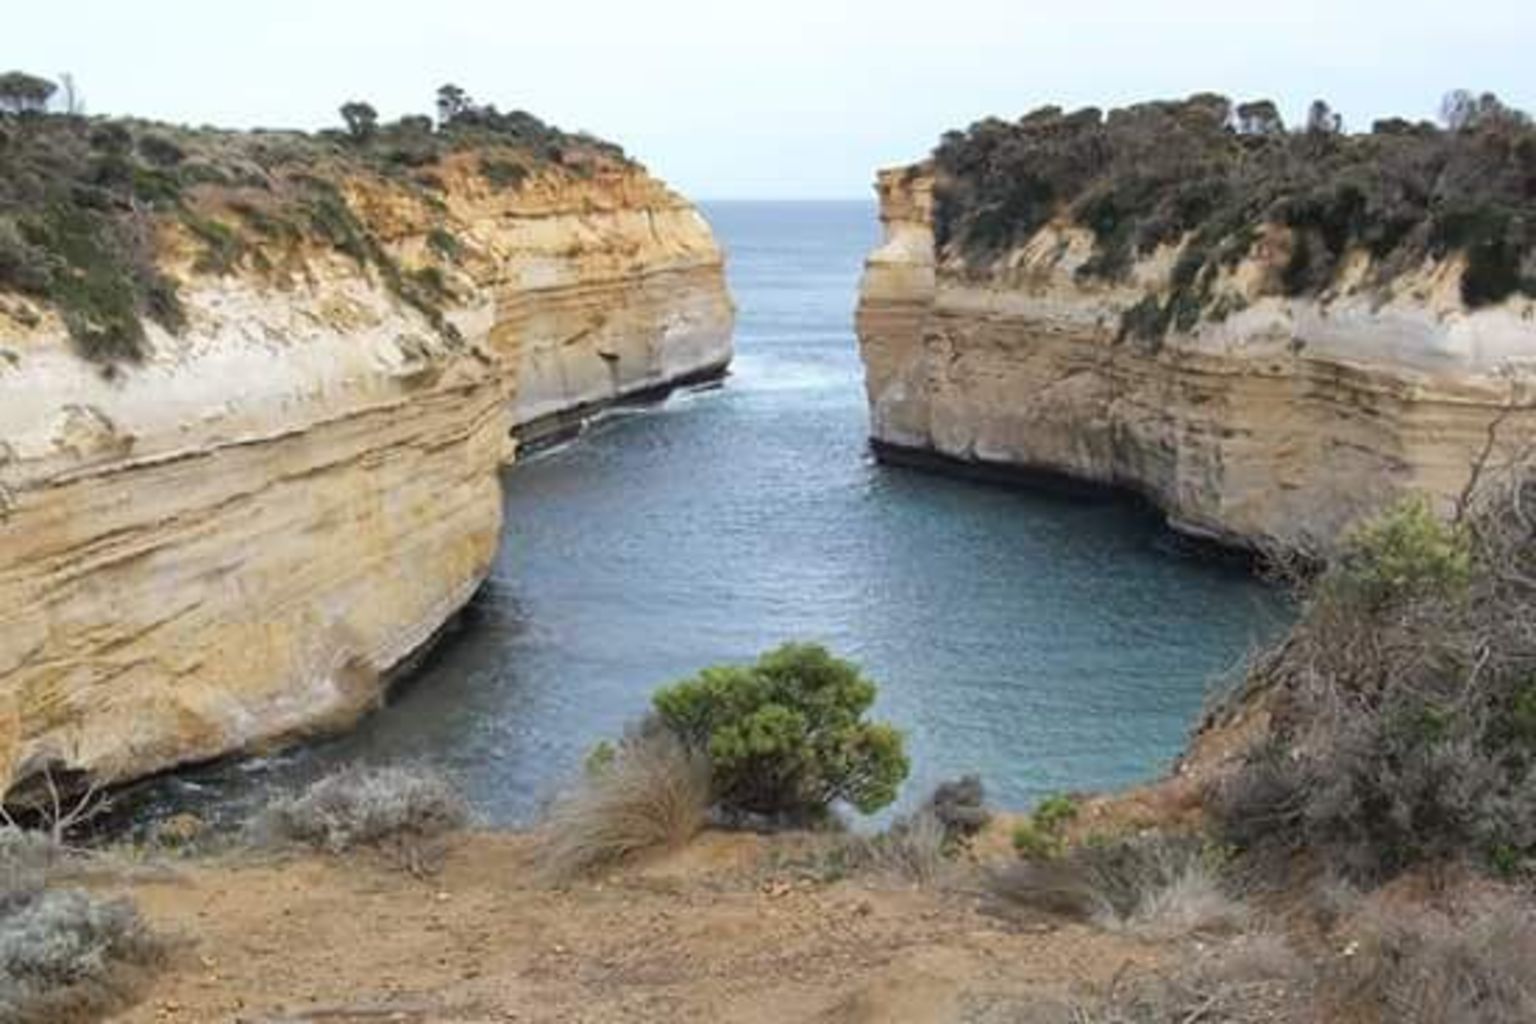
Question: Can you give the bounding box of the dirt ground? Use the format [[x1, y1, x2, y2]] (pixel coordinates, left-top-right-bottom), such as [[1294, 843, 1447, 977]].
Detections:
[[95, 830, 1164, 1024]]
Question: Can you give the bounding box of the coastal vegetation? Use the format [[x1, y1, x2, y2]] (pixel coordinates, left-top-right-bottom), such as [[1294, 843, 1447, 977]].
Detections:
[[1208, 477, 1536, 884], [651, 642, 909, 820], [253, 764, 470, 874], [0, 71, 630, 366], [0, 887, 165, 1024], [533, 729, 712, 882], [1009, 792, 1079, 859], [977, 468, 1536, 1021], [11, 533, 1536, 1021], [929, 90, 1536, 345], [535, 643, 911, 880], [0, 829, 166, 1024]]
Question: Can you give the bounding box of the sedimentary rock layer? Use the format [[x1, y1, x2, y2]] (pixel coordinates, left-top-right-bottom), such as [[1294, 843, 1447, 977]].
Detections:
[[431, 167, 734, 440], [857, 168, 1536, 551], [0, 160, 731, 794]]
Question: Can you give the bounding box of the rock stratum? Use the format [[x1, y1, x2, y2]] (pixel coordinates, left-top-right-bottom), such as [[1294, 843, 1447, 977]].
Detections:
[[0, 120, 731, 796], [858, 163, 1536, 552]]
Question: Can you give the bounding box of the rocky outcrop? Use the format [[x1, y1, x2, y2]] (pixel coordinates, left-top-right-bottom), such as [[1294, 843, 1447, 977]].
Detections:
[[426, 166, 734, 442], [0, 154, 731, 795], [857, 167, 1536, 552]]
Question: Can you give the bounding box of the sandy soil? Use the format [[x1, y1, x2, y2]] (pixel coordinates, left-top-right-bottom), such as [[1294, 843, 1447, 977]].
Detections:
[[95, 831, 1163, 1024]]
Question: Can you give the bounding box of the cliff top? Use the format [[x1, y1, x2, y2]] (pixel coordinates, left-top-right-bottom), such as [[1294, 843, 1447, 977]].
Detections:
[[925, 91, 1536, 335], [0, 77, 645, 367]]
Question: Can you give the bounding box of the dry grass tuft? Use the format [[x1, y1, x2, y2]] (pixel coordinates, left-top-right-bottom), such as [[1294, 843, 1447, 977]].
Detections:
[[987, 832, 1246, 938], [860, 810, 952, 885], [764, 777, 994, 889], [783, 810, 955, 887], [1115, 858, 1248, 939], [532, 731, 711, 884]]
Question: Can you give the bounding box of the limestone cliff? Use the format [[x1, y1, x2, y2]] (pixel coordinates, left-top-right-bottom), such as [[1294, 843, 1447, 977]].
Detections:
[[0, 127, 731, 796], [482, 171, 734, 442], [857, 167, 1536, 552]]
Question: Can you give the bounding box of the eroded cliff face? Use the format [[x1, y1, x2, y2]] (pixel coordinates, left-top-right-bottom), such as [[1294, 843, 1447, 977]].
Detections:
[[0, 155, 731, 795], [857, 168, 1536, 551], [373, 161, 734, 440]]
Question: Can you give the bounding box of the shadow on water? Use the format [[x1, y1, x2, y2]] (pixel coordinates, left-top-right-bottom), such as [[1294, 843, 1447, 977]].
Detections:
[[112, 201, 1291, 835]]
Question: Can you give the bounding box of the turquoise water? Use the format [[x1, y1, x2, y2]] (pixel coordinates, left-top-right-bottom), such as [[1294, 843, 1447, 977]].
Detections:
[[128, 201, 1287, 826]]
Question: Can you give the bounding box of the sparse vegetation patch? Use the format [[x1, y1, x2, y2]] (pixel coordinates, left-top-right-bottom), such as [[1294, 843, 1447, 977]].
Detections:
[[991, 830, 1244, 936], [0, 888, 166, 1024], [0, 71, 635, 367], [1207, 475, 1536, 886], [253, 764, 470, 874]]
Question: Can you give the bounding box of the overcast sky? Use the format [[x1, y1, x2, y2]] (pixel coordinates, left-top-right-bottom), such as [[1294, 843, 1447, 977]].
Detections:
[[8, 0, 1534, 199]]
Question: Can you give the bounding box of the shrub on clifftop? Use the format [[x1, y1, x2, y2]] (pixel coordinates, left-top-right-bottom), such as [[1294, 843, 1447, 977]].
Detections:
[[533, 645, 908, 879], [0, 75, 634, 367], [653, 643, 909, 821], [1209, 477, 1536, 884], [930, 91, 1536, 322]]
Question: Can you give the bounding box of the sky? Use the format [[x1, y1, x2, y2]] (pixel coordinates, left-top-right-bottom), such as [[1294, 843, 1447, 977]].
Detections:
[[7, 0, 1535, 199]]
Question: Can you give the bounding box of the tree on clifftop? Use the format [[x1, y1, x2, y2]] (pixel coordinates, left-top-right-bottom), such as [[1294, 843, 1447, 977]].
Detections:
[[0, 71, 57, 114], [1441, 89, 1531, 131], [339, 101, 379, 143], [1305, 99, 1344, 135], [435, 84, 471, 126], [1236, 99, 1285, 135]]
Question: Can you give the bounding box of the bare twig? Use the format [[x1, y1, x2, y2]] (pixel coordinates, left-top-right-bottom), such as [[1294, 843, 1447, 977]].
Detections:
[[34, 764, 112, 845]]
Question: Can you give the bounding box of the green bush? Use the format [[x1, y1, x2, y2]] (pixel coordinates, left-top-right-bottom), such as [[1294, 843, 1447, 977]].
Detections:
[[1336, 496, 1470, 604], [1011, 793, 1078, 859], [179, 210, 245, 276], [0, 216, 51, 294], [479, 158, 529, 190], [1033, 793, 1080, 833], [652, 643, 909, 820], [426, 227, 462, 261]]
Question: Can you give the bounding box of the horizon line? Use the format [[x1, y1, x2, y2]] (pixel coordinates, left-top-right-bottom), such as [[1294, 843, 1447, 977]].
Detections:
[[693, 195, 874, 203]]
